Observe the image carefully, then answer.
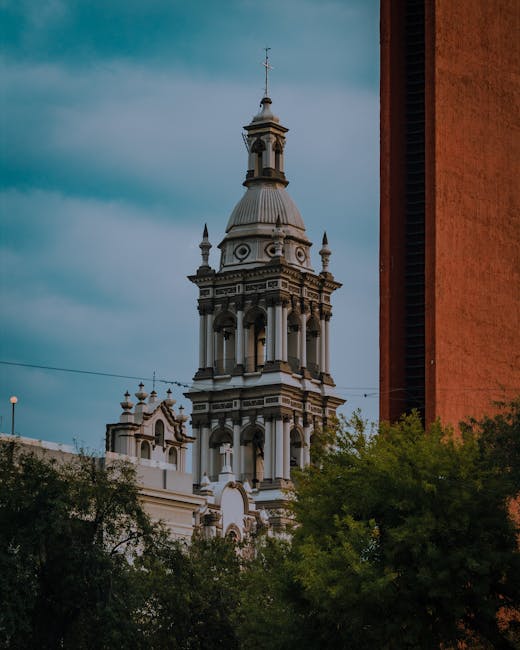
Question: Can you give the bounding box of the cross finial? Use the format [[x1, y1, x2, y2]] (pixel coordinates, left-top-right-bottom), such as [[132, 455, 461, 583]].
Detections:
[[262, 47, 273, 98]]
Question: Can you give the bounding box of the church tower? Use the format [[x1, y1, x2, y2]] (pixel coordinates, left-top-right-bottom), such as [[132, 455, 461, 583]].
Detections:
[[186, 84, 344, 518]]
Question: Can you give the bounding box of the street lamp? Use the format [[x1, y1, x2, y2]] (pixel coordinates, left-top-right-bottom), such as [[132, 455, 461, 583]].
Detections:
[[9, 396, 18, 435]]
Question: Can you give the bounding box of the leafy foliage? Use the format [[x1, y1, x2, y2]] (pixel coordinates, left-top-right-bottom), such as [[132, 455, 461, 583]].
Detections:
[[1, 400, 518, 649], [0, 441, 242, 649], [286, 405, 520, 649]]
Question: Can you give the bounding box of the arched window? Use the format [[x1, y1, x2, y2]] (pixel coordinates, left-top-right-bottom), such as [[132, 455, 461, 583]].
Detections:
[[241, 427, 264, 486], [168, 447, 177, 469], [287, 311, 300, 372], [244, 308, 267, 372], [154, 420, 164, 447], [140, 441, 151, 460], [225, 525, 241, 543], [208, 428, 233, 481], [252, 138, 265, 176], [213, 311, 236, 375], [306, 316, 321, 378], [290, 428, 303, 474], [273, 139, 283, 171]]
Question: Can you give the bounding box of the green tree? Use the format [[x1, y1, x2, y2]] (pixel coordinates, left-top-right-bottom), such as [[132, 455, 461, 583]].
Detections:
[[0, 440, 246, 649], [137, 534, 242, 649], [285, 404, 520, 649], [0, 441, 160, 649]]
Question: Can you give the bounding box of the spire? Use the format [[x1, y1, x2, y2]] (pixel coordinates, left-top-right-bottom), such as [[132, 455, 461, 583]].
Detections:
[[319, 231, 331, 273], [262, 47, 273, 99], [199, 224, 212, 268], [272, 215, 285, 258]]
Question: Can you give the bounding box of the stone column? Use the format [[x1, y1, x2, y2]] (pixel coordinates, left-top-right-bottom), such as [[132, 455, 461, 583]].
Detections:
[[205, 311, 214, 369], [263, 418, 272, 480], [236, 308, 244, 367], [266, 304, 275, 362], [281, 302, 288, 362], [264, 133, 274, 168], [215, 330, 223, 374], [240, 437, 247, 478], [300, 310, 307, 369], [283, 417, 291, 479], [232, 419, 241, 477], [275, 302, 283, 361], [178, 446, 186, 473], [325, 316, 331, 374], [192, 425, 200, 483], [274, 417, 284, 479], [320, 314, 326, 373], [247, 324, 255, 371], [303, 423, 312, 466], [199, 313, 206, 369], [200, 425, 209, 478]]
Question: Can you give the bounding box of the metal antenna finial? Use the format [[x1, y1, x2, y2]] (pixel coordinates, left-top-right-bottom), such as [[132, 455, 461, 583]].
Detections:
[[262, 47, 273, 98]]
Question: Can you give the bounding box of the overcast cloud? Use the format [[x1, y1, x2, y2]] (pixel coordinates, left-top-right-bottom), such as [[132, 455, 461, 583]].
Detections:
[[0, 0, 380, 449]]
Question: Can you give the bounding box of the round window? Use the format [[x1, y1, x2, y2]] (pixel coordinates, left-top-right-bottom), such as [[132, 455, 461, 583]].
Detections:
[[234, 244, 251, 260], [295, 247, 307, 263]]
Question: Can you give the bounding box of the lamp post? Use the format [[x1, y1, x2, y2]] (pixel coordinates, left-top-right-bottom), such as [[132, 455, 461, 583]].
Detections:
[[9, 396, 18, 435]]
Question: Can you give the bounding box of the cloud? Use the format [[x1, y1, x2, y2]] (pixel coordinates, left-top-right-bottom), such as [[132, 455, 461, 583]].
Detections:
[[1, 1, 379, 87], [0, 1, 380, 446], [1, 59, 378, 238]]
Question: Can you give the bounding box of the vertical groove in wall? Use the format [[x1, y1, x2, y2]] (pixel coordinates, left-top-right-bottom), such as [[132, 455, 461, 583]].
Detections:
[[404, 0, 426, 421]]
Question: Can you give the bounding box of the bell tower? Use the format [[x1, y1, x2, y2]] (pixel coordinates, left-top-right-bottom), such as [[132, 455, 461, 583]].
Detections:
[[186, 84, 344, 518]]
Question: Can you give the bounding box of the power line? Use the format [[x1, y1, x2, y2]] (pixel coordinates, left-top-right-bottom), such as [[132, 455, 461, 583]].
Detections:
[[2, 359, 517, 401], [0, 360, 190, 389]]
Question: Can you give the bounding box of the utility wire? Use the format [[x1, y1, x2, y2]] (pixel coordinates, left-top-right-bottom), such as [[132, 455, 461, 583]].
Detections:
[[0, 360, 190, 389], [2, 360, 518, 400]]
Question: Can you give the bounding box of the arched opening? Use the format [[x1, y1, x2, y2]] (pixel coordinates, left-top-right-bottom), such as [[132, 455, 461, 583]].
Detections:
[[241, 427, 264, 487], [306, 315, 321, 378], [225, 525, 242, 544], [168, 446, 177, 469], [244, 307, 267, 372], [252, 138, 265, 176], [208, 428, 233, 481], [213, 311, 236, 375], [287, 311, 300, 372], [140, 441, 151, 460], [154, 420, 165, 447], [273, 139, 283, 171], [290, 428, 303, 476]]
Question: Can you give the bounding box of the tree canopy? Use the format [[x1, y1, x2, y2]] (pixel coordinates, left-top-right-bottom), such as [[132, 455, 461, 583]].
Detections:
[[0, 441, 242, 649], [1, 400, 519, 649], [285, 403, 520, 649]]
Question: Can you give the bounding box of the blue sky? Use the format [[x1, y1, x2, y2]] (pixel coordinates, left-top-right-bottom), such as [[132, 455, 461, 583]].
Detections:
[[0, 0, 380, 450]]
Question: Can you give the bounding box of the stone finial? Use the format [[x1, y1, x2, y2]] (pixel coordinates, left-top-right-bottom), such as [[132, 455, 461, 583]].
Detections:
[[177, 404, 188, 424], [272, 215, 285, 258], [199, 474, 214, 497], [319, 231, 331, 273], [134, 383, 148, 421], [199, 224, 212, 268], [119, 390, 134, 423], [120, 390, 133, 412], [148, 390, 158, 405], [135, 382, 148, 403], [164, 387, 176, 408]]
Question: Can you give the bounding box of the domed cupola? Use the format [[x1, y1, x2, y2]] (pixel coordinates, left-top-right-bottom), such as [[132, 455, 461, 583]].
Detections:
[[218, 90, 312, 273]]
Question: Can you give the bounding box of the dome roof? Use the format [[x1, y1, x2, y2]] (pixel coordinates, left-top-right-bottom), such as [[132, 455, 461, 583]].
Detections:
[[226, 183, 305, 233]]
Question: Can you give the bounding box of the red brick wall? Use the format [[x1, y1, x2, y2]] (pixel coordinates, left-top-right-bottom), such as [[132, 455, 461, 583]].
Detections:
[[380, 0, 520, 426], [429, 0, 520, 426]]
